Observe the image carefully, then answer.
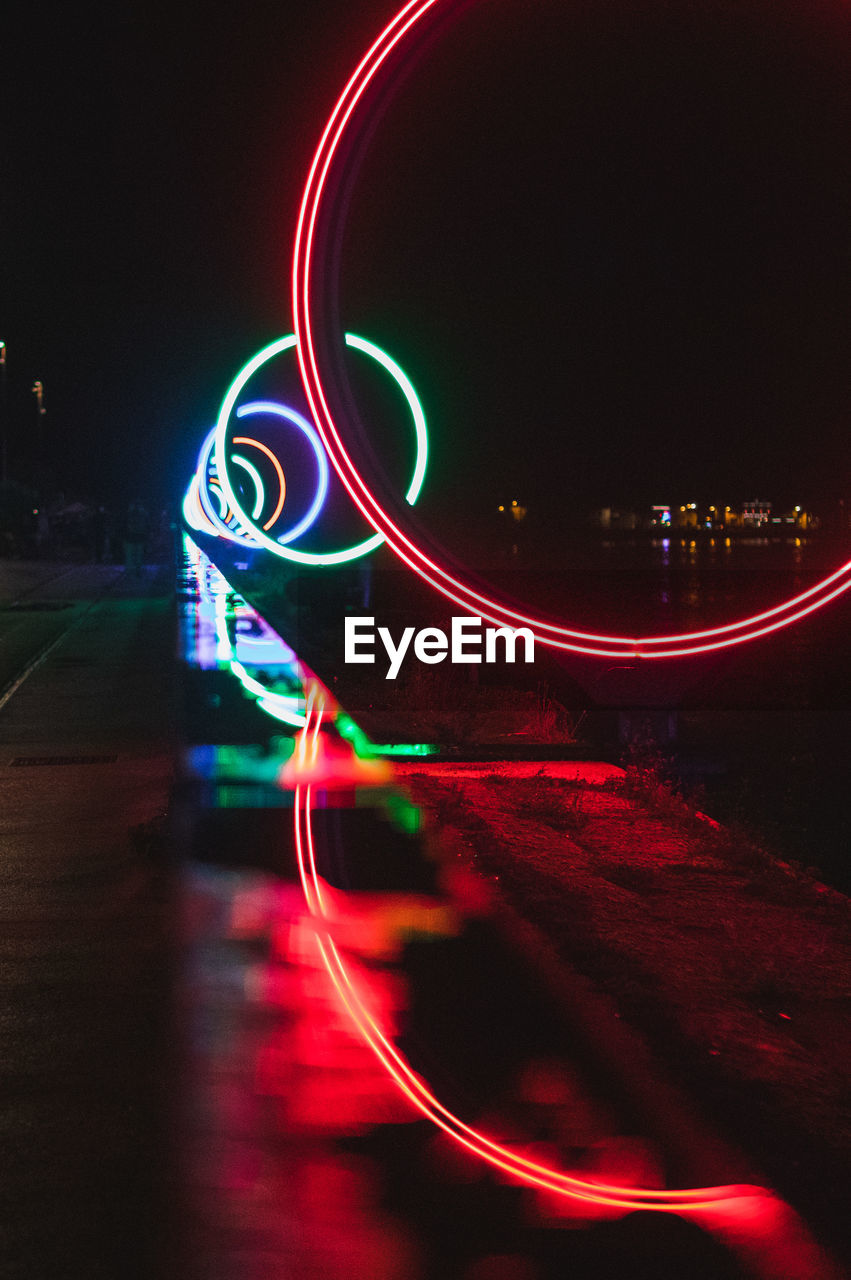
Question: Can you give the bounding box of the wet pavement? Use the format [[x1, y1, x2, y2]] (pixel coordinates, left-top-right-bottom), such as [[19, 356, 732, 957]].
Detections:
[[0, 564, 176, 1280], [0, 546, 843, 1278], [0, 563, 127, 708]]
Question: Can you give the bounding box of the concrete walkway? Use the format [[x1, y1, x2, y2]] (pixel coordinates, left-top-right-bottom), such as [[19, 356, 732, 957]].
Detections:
[[0, 566, 177, 1280]]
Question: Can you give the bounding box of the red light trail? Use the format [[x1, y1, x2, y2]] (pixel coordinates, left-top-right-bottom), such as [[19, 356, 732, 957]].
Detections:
[[179, 537, 841, 1272], [291, 0, 851, 659], [291, 695, 769, 1214]]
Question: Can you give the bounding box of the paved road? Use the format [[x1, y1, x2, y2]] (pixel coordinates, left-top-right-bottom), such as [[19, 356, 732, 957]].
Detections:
[[0, 562, 176, 1280], [0, 561, 89, 606], [0, 562, 128, 711]]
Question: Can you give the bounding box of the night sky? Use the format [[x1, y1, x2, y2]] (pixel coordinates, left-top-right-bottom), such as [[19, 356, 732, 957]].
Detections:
[[2, 0, 849, 526]]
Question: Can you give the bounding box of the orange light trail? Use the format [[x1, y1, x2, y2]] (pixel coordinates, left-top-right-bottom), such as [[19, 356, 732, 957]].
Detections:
[[233, 435, 287, 530]]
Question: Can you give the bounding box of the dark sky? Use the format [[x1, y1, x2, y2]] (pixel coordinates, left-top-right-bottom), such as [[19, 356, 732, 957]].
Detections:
[[2, 0, 849, 522]]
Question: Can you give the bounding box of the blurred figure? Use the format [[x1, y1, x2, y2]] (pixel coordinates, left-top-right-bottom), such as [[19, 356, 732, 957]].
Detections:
[[35, 508, 50, 558], [123, 501, 147, 576]]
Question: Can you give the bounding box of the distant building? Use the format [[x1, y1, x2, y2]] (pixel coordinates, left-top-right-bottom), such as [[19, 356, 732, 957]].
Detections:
[[674, 503, 698, 529], [596, 499, 813, 534], [741, 500, 772, 527]]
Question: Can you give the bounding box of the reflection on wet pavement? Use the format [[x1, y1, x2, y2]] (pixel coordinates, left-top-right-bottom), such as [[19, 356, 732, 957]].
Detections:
[[176, 535, 836, 1279]]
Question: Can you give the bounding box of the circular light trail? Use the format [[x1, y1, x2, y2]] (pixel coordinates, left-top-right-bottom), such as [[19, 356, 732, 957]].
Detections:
[[195, 426, 261, 547], [208, 481, 231, 522], [234, 407, 325, 541], [293, 694, 768, 1211], [232, 433, 288, 529], [231, 453, 267, 521], [180, 539, 771, 1216], [182, 472, 221, 538], [291, 0, 851, 659], [214, 332, 429, 566]]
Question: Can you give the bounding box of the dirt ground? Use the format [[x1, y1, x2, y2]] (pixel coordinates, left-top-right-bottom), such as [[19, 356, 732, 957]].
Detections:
[[399, 765, 851, 1251]]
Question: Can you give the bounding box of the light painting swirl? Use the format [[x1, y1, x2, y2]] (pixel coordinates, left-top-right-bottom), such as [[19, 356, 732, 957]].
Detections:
[[184, 332, 428, 565]]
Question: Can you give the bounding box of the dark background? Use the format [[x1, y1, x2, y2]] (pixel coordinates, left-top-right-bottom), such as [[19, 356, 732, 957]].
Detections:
[[1, 0, 849, 521], [1, 0, 385, 503]]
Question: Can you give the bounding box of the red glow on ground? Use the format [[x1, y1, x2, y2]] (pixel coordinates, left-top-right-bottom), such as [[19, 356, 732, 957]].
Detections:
[[289, 699, 770, 1216]]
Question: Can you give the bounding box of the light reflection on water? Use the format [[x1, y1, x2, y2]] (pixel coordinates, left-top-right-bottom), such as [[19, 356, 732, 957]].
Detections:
[[474, 535, 843, 638], [543, 536, 851, 890]]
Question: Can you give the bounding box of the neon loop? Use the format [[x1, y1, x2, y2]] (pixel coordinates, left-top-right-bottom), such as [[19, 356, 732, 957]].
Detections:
[[234, 405, 327, 544], [208, 478, 231, 521], [182, 472, 220, 539], [196, 413, 315, 545], [214, 333, 429, 566], [232, 453, 268, 522], [291, 0, 851, 658], [232, 434, 287, 530], [195, 426, 259, 546], [198, 424, 290, 539], [292, 696, 767, 1210]]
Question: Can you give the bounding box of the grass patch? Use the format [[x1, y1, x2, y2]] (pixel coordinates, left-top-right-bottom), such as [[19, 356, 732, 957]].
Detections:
[[522, 683, 587, 744], [485, 773, 590, 833]]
